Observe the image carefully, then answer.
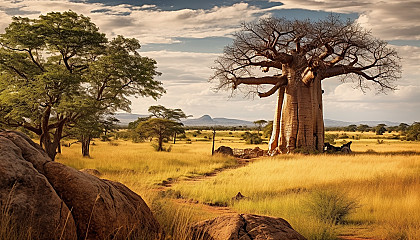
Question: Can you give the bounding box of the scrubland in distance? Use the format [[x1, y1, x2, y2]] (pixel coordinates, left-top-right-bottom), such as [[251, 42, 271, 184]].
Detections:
[[51, 131, 420, 240]]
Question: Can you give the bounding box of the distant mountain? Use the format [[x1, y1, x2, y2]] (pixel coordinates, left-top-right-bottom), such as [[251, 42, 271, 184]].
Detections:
[[114, 113, 148, 126], [181, 115, 254, 127], [324, 119, 352, 127], [114, 113, 401, 128]]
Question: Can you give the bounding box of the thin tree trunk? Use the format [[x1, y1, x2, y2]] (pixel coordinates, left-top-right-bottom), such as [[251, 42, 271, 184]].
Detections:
[[81, 135, 91, 157], [57, 141, 62, 154], [173, 132, 176, 144], [158, 136, 163, 151]]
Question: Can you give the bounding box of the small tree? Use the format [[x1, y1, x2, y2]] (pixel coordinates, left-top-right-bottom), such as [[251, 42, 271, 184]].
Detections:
[[263, 121, 274, 138], [254, 120, 267, 133], [406, 122, 420, 141], [135, 106, 188, 151], [345, 125, 357, 132], [375, 124, 387, 135], [356, 124, 370, 133], [136, 118, 184, 151], [398, 123, 410, 132], [67, 114, 119, 157]]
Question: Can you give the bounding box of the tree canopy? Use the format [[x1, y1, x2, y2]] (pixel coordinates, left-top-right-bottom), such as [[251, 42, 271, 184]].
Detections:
[[212, 15, 401, 96], [135, 105, 188, 151], [0, 11, 164, 159]]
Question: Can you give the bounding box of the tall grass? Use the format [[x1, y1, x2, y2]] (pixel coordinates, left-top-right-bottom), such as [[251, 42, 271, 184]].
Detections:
[[172, 153, 420, 240], [55, 133, 420, 240]]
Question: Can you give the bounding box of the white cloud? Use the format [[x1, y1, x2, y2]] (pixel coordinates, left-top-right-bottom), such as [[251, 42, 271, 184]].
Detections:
[[0, 1, 273, 44], [269, 0, 420, 40], [128, 50, 276, 120]]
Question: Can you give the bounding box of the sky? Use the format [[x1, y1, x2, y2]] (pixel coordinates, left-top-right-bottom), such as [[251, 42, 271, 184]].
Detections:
[[0, 0, 419, 123]]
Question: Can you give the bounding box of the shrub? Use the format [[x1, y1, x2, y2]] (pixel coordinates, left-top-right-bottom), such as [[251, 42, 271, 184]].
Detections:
[[324, 134, 338, 145], [241, 132, 263, 144], [306, 190, 357, 224]]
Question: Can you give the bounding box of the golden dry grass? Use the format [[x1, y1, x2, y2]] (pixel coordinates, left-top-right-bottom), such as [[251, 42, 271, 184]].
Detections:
[[53, 131, 420, 240]]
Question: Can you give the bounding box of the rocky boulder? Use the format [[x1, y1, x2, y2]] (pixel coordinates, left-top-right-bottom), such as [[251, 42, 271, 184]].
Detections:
[[214, 146, 234, 156], [190, 214, 307, 240], [0, 131, 163, 240]]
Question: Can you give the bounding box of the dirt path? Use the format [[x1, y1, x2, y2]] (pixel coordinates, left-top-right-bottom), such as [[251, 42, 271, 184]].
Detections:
[[155, 155, 381, 240]]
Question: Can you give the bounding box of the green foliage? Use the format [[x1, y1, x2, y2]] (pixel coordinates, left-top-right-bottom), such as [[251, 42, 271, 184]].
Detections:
[[241, 131, 263, 144], [375, 124, 387, 135], [345, 124, 357, 132], [0, 11, 164, 159], [356, 124, 370, 133], [136, 118, 184, 151], [148, 105, 189, 121], [306, 190, 357, 225], [324, 134, 338, 145], [406, 122, 420, 141], [263, 121, 273, 138]]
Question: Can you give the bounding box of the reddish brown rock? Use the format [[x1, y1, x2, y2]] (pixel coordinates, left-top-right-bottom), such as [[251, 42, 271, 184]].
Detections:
[[190, 214, 307, 240], [0, 132, 77, 240], [0, 131, 163, 240], [44, 161, 163, 239], [215, 146, 234, 156]]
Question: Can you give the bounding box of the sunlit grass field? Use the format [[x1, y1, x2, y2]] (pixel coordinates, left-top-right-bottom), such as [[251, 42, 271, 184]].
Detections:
[[55, 130, 420, 240]]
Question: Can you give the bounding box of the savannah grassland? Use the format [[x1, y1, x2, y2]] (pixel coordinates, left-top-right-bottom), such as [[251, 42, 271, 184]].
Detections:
[[56, 130, 420, 240]]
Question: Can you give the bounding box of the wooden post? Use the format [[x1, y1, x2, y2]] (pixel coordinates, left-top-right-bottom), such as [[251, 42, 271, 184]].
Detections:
[[211, 128, 216, 155]]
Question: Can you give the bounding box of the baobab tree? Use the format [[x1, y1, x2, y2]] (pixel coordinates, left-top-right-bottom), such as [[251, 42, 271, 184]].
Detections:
[[212, 16, 401, 154]]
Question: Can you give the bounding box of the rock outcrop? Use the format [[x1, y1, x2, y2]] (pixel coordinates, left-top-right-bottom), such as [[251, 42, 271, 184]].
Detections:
[[190, 214, 307, 240], [214, 146, 234, 156], [0, 131, 163, 240]]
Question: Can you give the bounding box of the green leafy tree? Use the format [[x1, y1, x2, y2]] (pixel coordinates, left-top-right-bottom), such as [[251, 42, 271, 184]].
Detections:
[[356, 124, 370, 133], [375, 124, 387, 135], [148, 105, 190, 120], [136, 118, 184, 151], [0, 11, 164, 160], [263, 121, 273, 138], [67, 113, 119, 157], [406, 122, 420, 141], [398, 123, 409, 132], [253, 119, 267, 133], [241, 131, 263, 144], [345, 124, 357, 132], [135, 106, 188, 151]]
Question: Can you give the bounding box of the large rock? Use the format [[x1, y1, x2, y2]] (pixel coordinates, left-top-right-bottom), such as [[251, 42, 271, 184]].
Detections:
[[0, 132, 77, 240], [215, 146, 234, 156], [190, 214, 307, 240], [0, 131, 163, 240]]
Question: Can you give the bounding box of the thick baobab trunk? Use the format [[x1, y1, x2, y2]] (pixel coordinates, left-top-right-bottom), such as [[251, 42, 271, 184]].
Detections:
[[268, 68, 324, 154]]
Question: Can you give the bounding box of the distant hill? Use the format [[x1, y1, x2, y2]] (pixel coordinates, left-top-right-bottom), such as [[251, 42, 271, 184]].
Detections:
[[181, 115, 254, 127], [115, 113, 401, 128], [114, 113, 148, 126]]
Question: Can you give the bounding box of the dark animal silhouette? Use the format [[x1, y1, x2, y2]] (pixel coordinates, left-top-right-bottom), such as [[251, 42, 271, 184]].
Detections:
[[324, 141, 352, 153]]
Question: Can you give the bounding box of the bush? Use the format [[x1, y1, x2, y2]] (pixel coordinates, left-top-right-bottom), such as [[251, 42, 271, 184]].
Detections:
[[324, 134, 338, 145], [306, 190, 357, 224], [241, 132, 263, 144], [152, 143, 172, 152]]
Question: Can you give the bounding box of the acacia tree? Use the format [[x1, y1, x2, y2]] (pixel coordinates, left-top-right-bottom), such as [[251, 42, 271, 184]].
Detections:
[[212, 16, 401, 154], [254, 119, 267, 133], [135, 105, 187, 151], [0, 11, 164, 160]]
